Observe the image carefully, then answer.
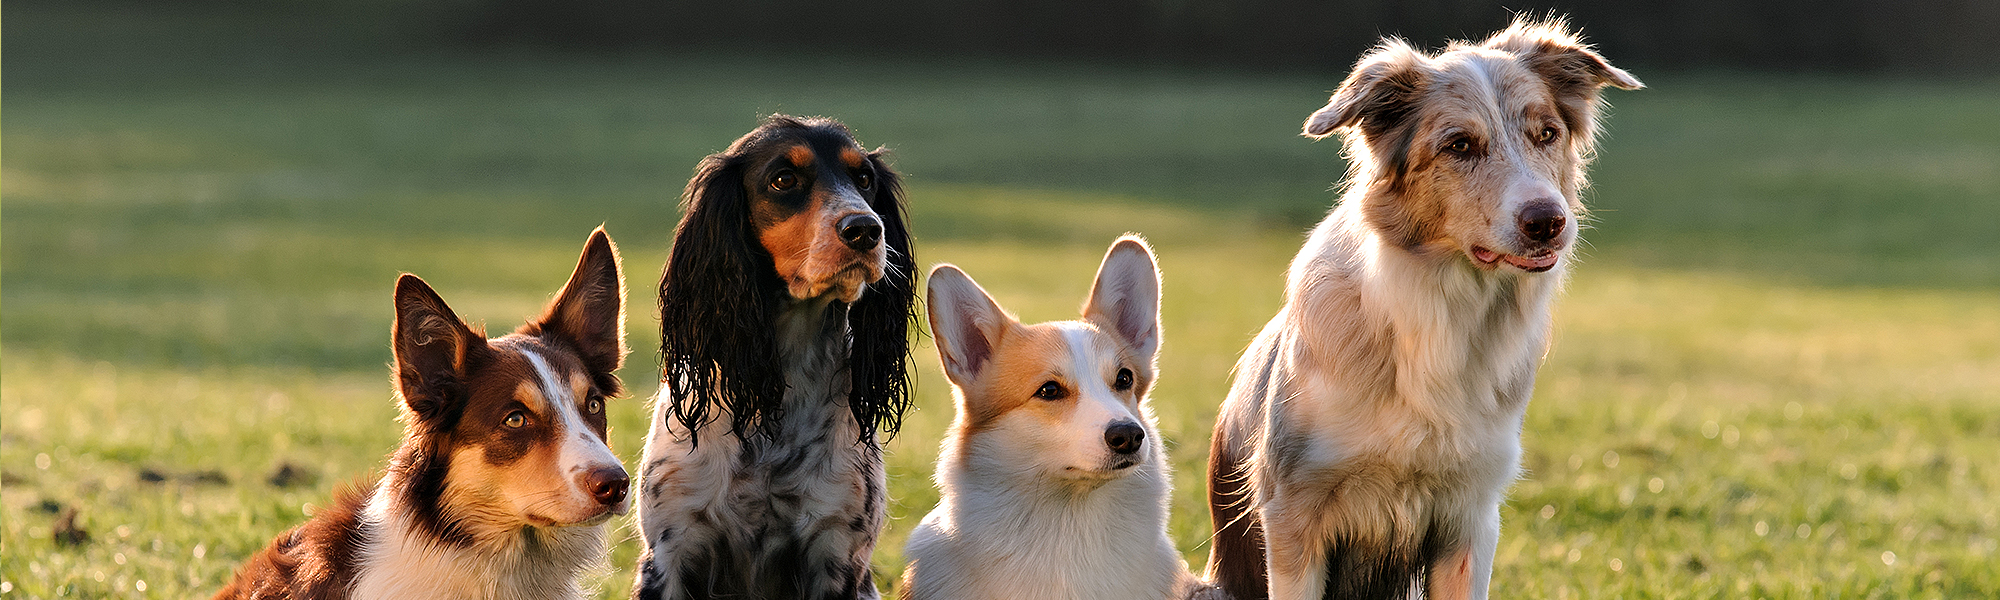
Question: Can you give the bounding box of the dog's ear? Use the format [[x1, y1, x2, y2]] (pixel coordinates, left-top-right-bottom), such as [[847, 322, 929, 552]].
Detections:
[[1082, 235, 1162, 364], [927, 264, 1011, 386], [1304, 39, 1428, 139], [393, 274, 488, 425], [659, 153, 786, 441], [525, 227, 628, 395], [845, 150, 917, 442], [1485, 17, 1642, 143]]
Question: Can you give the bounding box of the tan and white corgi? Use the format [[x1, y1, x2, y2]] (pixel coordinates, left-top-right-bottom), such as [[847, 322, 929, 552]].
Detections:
[[900, 236, 1220, 600], [216, 228, 632, 600]]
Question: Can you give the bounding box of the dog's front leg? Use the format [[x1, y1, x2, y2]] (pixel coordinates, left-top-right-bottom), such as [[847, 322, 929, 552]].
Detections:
[[1259, 499, 1328, 600], [1428, 503, 1501, 600], [631, 545, 683, 600]]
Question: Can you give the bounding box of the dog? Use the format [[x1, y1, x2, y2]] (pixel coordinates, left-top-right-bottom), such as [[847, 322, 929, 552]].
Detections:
[[901, 236, 1219, 600], [633, 115, 917, 600], [1202, 18, 1642, 600], [215, 228, 632, 600]]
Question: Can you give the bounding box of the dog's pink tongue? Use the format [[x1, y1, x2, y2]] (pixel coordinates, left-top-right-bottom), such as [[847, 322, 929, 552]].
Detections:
[[1504, 253, 1558, 269], [1472, 248, 1500, 264]]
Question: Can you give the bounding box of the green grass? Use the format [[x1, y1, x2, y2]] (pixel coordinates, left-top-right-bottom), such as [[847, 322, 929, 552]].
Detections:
[[5, 7, 2000, 598]]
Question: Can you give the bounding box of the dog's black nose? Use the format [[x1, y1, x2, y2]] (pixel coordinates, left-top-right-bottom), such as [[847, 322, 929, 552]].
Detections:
[[583, 466, 629, 506], [1519, 201, 1567, 243], [1105, 422, 1145, 455], [838, 214, 883, 250]]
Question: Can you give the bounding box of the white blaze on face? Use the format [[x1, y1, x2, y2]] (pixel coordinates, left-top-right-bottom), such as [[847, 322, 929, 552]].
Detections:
[[523, 349, 623, 510], [1055, 325, 1143, 471]]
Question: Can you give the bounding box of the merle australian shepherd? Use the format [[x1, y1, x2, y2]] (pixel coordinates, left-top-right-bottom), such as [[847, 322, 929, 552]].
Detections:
[[215, 228, 632, 599], [1203, 18, 1641, 600], [633, 116, 917, 600]]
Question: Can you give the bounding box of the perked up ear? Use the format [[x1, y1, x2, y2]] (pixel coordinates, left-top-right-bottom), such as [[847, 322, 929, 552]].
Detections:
[[1304, 39, 1429, 139], [1082, 235, 1162, 363], [523, 226, 628, 395], [393, 274, 488, 423], [926, 264, 1012, 386], [1484, 17, 1643, 92]]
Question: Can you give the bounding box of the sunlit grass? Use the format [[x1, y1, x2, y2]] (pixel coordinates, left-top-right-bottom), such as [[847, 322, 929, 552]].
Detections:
[[4, 18, 1998, 597]]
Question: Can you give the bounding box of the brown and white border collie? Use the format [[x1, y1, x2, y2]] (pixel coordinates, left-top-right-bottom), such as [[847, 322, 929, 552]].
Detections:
[[901, 237, 1220, 600], [1203, 18, 1641, 600], [216, 228, 632, 600]]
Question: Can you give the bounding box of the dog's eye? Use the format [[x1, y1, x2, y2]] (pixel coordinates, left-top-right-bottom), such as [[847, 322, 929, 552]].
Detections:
[[1537, 126, 1560, 144], [586, 397, 603, 415], [1114, 368, 1134, 391], [854, 170, 873, 190], [1445, 138, 1473, 154], [770, 172, 798, 192], [503, 411, 526, 428], [1034, 381, 1065, 400]]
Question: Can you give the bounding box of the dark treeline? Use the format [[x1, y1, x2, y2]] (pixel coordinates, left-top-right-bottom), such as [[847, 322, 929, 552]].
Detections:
[[11, 0, 1997, 74], [452, 0, 2000, 74]]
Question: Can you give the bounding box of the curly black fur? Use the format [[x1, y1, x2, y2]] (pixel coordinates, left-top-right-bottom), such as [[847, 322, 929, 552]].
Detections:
[[657, 115, 916, 444]]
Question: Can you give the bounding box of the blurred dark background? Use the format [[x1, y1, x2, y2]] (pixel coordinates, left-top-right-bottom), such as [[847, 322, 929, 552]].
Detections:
[[456, 0, 2000, 73], [10, 0, 2000, 74]]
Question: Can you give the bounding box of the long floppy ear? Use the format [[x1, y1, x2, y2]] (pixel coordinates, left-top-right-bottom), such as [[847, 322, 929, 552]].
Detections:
[[1304, 39, 1429, 140], [659, 153, 786, 441], [523, 227, 628, 395], [393, 274, 489, 427], [926, 264, 1010, 386], [1082, 235, 1162, 364], [1484, 17, 1643, 144], [845, 150, 917, 443]]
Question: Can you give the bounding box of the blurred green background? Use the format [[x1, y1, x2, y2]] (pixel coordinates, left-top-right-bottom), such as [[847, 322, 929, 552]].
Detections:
[[4, 2, 1998, 598]]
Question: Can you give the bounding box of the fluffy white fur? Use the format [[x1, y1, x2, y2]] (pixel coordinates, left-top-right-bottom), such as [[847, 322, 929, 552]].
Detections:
[[349, 487, 608, 600]]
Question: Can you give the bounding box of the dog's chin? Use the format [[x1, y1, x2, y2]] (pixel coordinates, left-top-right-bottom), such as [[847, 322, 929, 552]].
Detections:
[[525, 504, 621, 528], [790, 262, 886, 302], [1058, 457, 1143, 481], [1469, 245, 1561, 273]]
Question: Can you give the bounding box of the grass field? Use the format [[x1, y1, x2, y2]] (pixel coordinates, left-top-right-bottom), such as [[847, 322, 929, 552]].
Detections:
[[5, 7, 2000, 598]]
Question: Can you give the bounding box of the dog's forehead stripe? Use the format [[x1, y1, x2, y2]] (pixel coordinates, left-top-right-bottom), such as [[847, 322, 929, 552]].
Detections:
[[521, 349, 574, 406]]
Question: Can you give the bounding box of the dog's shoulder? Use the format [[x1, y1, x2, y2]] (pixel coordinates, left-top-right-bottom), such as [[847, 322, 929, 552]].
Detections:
[[215, 483, 371, 600]]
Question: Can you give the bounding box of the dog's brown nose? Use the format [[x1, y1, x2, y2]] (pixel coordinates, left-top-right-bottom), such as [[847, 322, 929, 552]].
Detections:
[[838, 214, 883, 250], [1105, 422, 1145, 455], [582, 466, 629, 506], [1519, 201, 1567, 243]]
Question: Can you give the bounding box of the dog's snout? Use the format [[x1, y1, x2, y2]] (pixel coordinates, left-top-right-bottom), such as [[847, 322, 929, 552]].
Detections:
[[837, 214, 883, 251], [1518, 201, 1567, 243], [1104, 422, 1145, 455], [581, 466, 630, 507]]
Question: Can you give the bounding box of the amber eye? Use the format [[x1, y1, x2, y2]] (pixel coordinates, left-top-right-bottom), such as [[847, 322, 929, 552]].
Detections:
[[1445, 138, 1473, 154], [1113, 368, 1134, 391], [1537, 126, 1560, 144], [854, 170, 874, 190], [1034, 381, 1065, 400], [503, 411, 526, 428], [586, 397, 603, 415], [770, 172, 798, 191]]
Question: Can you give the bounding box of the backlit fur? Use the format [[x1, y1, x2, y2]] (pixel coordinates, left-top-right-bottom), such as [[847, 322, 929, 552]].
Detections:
[[902, 237, 1221, 600], [216, 228, 632, 600], [1203, 18, 1640, 600], [636, 116, 916, 600]]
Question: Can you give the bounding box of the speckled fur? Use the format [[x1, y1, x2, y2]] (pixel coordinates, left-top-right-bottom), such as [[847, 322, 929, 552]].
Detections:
[[1203, 18, 1640, 600]]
